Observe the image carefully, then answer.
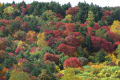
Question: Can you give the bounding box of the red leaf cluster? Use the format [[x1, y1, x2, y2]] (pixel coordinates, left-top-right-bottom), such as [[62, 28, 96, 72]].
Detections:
[[18, 58, 28, 63], [15, 47, 24, 54], [53, 30, 63, 37], [94, 23, 100, 30], [20, 5, 30, 15], [57, 43, 76, 56], [55, 22, 65, 29], [102, 26, 110, 31], [66, 7, 80, 16], [87, 27, 94, 36], [44, 53, 59, 64], [102, 10, 113, 20], [65, 23, 75, 35], [107, 31, 120, 41], [65, 34, 80, 47], [0, 19, 10, 24], [64, 57, 82, 68], [14, 17, 22, 22], [91, 36, 114, 52]]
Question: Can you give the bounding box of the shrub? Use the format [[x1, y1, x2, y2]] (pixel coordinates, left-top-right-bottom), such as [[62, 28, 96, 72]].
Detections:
[[9, 70, 30, 80], [60, 68, 82, 80], [64, 57, 82, 68], [59, 53, 70, 69], [77, 46, 88, 58], [78, 57, 88, 66], [57, 43, 76, 56], [94, 49, 106, 63], [41, 10, 58, 21], [26, 31, 37, 43], [65, 23, 75, 35], [65, 34, 80, 47], [13, 30, 26, 40], [44, 53, 59, 64], [38, 69, 51, 80], [37, 32, 47, 47], [91, 36, 114, 52], [110, 20, 120, 35]]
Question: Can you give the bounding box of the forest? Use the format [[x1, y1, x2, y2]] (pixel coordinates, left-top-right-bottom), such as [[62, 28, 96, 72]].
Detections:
[[0, 1, 120, 80]]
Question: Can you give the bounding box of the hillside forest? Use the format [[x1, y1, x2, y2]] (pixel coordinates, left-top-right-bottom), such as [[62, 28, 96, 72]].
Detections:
[[0, 1, 120, 80]]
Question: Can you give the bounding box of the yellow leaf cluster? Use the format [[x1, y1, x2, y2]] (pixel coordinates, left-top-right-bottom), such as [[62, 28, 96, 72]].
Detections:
[[17, 41, 28, 49], [37, 32, 47, 47], [0, 2, 3, 7], [110, 20, 120, 35], [91, 63, 105, 69], [26, 30, 37, 42], [4, 6, 15, 15], [105, 53, 119, 65], [65, 14, 72, 21]]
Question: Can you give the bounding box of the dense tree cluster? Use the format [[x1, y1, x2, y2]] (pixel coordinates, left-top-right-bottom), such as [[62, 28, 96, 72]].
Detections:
[[0, 1, 120, 80]]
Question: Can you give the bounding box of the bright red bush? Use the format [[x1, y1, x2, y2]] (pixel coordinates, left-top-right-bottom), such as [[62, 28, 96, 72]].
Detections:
[[44, 53, 59, 64], [57, 43, 76, 56], [64, 57, 82, 68]]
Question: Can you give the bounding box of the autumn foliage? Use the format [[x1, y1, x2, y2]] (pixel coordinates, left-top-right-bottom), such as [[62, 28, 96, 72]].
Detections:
[[66, 7, 80, 16], [64, 57, 82, 68], [44, 53, 59, 64]]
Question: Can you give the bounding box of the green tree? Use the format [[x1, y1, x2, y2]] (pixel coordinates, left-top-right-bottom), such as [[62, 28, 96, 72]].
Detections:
[[75, 2, 89, 23], [86, 10, 95, 22], [41, 10, 58, 21]]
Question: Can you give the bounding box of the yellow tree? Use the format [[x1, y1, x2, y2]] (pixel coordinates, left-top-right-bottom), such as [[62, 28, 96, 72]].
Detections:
[[86, 10, 95, 22], [110, 20, 120, 35], [62, 14, 72, 23], [4, 6, 15, 15], [37, 32, 47, 47], [0, 2, 3, 8]]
